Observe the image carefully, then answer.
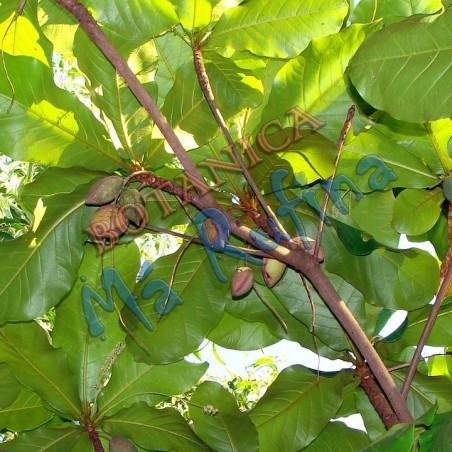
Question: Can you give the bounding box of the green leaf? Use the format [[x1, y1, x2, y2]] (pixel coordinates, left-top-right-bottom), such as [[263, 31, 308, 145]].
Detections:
[[73, 30, 159, 165], [0, 169, 95, 322], [250, 366, 351, 451], [396, 299, 452, 348], [392, 188, 443, 235], [0, 388, 53, 431], [273, 268, 375, 352], [303, 421, 371, 451], [208, 0, 348, 58], [123, 246, 227, 364], [1, 425, 83, 451], [419, 411, 452, 451], [52, 243, 140, 406], [189, 381, 259, 452], [340, 127, 439, 190], [355, 387, 386, 441], [0, 56, 122, 170], [348, 10, 452, 122], [0, 363, 22, 409], [394, 370, 452, 417], [323, 227, 439, 310], [203, 50, 263, 120], [173, 0, 217, 31], [101, 402, 209, 451], [87, 0, 178, 54], [0, 322, 80, 418], [350, 0, 444, 25], [361, 423, 415, 452], [208, 311, 279, 351], [256, 23, 376, 142], [97, 349, 207, 418], [161, 62, 219, 145]]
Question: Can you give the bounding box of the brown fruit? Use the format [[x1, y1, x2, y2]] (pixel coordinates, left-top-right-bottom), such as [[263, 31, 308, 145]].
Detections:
[[86, 176, 123, 206], [89, 205, 129, 238], [261, 258, 286, 288], [231, 267, 254, 297], [109, 436, 138, 452]]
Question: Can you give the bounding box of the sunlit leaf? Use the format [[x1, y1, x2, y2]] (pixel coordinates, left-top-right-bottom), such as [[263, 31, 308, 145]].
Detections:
[[348, 10, 452, 122]]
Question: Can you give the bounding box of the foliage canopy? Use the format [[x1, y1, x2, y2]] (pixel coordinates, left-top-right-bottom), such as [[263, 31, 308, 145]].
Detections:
[[0, 0, 451, 450]]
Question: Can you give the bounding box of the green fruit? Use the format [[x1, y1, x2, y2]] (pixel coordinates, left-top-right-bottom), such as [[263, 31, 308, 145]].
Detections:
[[443, 178, 452, 202], [261, 258, 287, 288], [109, 436, 138, 452], [86, 176, 123, 206]]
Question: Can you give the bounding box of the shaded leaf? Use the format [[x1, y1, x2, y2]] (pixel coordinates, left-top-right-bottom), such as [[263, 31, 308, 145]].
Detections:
[[101, 402, 209, 451], [250, 366, 351, 451], [0, 169, 95, 322], [1, 425, 83, 451], [97, 349, 207, 418], [52, 243, 140, 405], [392, 188, 443, 235], [189, 381, 259, 452], [0, 322, 80, 419], [0, 388, 53, 431], [303, 421, 371, 451]]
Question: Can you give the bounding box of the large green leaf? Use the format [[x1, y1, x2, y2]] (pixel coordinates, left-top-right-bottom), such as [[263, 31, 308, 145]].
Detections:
[[250, 366, 351, 451], [350, 0, 444, 25], [394, 370, 452, 418], [2, 425, 83, 451], [52, 243, 140, 406], [391, 188, 443, 235], [161, 61, 219, 145], [0, 363, 21, 409], [73, 29, 161, 166], [303, 421, 371, 451], [0, 322, 80, 418], [97, 349, 207, 418], [0, 388, 53, 431], [101, 402, 209, 451], [272, 268, 375, 352], [189, 381, 259, 452], [207, 311, 279, 351], [173, 0, 218, 31], [208, 0, 348, 58], [256, 23, 376, 142], [340, 127, 439, 190], [0, 55, 122, 170], [123, 245, 227, 364], [348, 10, 452, 122], [0, 169, 97, 322], [323, 225, 439, 311], [87, 0, 178, 54], [419, 411, 452, 451]]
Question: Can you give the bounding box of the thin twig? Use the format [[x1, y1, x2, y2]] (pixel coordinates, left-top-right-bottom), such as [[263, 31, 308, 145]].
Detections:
[[314, 106, 355, 259], [192, 43, 289, 238], [401, 261, 452, 399], [1, 0, 28, 112]]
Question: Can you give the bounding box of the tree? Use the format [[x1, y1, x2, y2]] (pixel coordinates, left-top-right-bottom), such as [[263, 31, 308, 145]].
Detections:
[[0, 0, 451, 450]]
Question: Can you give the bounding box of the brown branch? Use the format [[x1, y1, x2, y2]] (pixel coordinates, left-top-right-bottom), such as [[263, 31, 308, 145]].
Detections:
[[192, 43, 289, 238], [57, 0, 412, 424], [355, 364, 399, 428], [401, 257, 452, 399]]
